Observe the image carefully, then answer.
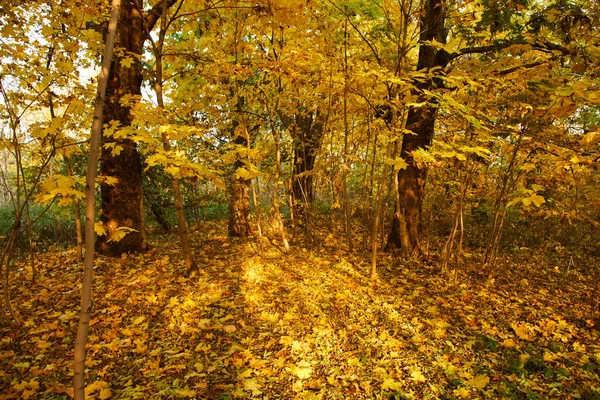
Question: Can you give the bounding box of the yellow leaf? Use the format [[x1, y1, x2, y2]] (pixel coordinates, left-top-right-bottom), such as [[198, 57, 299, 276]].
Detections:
[[435, 319, 451, 328], [292, 380, 304, 392], [121, 327, 134, 336], [543, 351, 560, 362], [581, 131, 600, 145], [213, 178, 227, 191], [511, 322, 537, 341], [99, 387, 112, 399], [84, 380, 105, 396], [434, 328, 447, 338], [453, 387, 471, 398], [94, 221, 106, 236], [28, 379, 40, 391], [120, 56, 134, 68], [467, 374, 489, 389], [530, 194, 545, 207], [174, 388, 197, 397], [235, 167, 259, 180], [381, 378, 402, 391], [287, 362, 312, 379], [243, 378, 260, 391], [107, 226, 138, 243], [166, 166, 181, 177], [410, 368, 426, 382], [280, 336, 294, 346], [384, 157, 408, 170]]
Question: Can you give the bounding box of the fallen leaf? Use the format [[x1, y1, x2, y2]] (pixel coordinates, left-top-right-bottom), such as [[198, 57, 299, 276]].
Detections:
[[467, 374, 489, 389]]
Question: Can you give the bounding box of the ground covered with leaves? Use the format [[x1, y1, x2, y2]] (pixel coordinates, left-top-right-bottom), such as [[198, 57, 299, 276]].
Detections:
[[1, 222, 600, 399]]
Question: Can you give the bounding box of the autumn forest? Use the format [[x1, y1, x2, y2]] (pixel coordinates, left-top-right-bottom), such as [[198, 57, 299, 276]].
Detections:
[[1, 0, 600, 398]]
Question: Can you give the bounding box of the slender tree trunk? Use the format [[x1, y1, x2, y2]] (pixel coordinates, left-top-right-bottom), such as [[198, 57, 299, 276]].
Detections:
[[370, 142, 393, 280], [47, 44, 84, 263], [139, 193, 147, 251], [387, 0, 449, 253], [393, 141, 410, 256], [441, 169, 470, 270], [149, 1, 198, 276], [272, 126, 290, 252], [73, 2, 119, 397], [484, 132, 523, 265], [64, 156, 84, 262], [150, 201, 172, 232], [342, 19, 353, 253]]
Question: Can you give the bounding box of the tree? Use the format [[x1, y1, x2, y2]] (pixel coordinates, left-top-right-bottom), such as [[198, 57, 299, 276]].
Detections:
[[146, 0, 199, 276], [386, 0, 448, 253], [97, 0, 178, 256], [74, 1, 120, 396]]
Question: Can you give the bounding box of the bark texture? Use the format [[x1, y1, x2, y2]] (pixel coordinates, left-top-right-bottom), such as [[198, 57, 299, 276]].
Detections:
[[97, 0, 176, 255], [387, 0, 449, 252], [228, 122, 251, 237], [287, 111, 325, 220], [228, 172, 251, 237]]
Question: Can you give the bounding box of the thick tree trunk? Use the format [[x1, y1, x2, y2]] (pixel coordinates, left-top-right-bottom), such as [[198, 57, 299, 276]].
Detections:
[[228, 132, 251, 237], [228, 172, 251, 237], [96, 0, 177, 256], [96, 0, 145, 255], [289, 112, 325, 221], [387, 0, 449, 253]]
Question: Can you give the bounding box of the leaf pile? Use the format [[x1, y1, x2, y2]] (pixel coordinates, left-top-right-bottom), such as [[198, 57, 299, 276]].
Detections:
[[1, 222, 600, 399]]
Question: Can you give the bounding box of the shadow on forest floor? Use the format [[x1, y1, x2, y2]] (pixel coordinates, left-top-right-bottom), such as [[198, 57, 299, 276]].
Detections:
[[1, 221, 600, 399]]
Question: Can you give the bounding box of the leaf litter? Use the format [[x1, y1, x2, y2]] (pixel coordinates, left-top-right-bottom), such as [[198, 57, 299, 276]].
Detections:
[[1, 222, 599, 399]]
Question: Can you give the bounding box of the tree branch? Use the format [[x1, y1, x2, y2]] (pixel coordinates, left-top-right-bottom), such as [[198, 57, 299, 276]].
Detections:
[[445, 37, 571, 63], [145, 0, 180, 31]]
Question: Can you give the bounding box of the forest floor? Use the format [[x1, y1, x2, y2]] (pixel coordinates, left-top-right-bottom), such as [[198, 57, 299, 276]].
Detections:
[[1, 221, 600, 399]]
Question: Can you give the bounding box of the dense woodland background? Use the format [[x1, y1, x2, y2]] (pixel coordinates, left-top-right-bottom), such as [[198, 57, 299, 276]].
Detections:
[[1, 0, 600, 398]]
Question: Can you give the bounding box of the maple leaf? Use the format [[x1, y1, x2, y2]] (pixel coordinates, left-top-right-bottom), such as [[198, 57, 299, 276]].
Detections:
[[466, 374, 489, 389], [287, 362, 313, 379], [94, 222, 107, 236], [511, 322, 537, 341], [410, 367, 426, 382], [453, 387, 471, 398], [381, 378, 402, 391], [107, 227, 139, 243]]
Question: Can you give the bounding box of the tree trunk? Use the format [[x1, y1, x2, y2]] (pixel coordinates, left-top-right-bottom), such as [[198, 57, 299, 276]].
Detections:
[[64, 156, 83, 262], [74, 1, 119, 397], [150, 0, 198, 276], [228, 135, 251, 238], [292, 143, 318, 215], [229, 174, 251, 237], [387, 0, 449, 253], [284, 111, 325, 222], [272, 126, 290, 252], [96, 0, 177, 256]]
